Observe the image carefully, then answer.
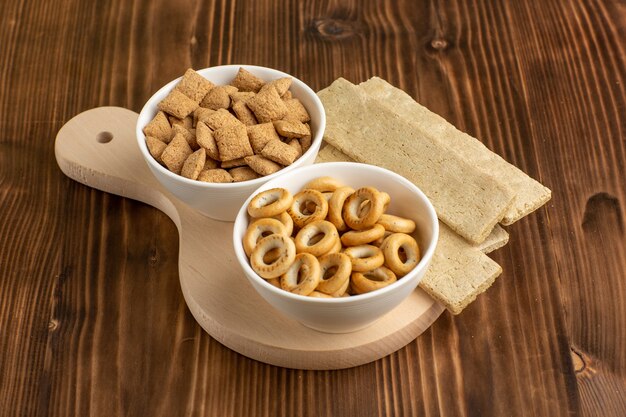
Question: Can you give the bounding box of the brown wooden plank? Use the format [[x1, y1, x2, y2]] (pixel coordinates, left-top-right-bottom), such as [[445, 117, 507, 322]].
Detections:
[[0, 0, 624, 416]]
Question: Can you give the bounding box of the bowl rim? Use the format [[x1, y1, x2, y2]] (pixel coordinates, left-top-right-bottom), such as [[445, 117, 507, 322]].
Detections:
[[135, 64, 326, 189], [233, 161, 440, 304]]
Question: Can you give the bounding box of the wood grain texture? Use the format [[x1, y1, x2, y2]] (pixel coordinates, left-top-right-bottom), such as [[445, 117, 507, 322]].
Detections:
[[0, 0, 623, 416]]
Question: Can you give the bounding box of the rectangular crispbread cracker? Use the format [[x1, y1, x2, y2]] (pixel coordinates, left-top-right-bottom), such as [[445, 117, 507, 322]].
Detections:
[[317, 78, 514, 244], [422, 224, 503, 314], [317, 142, 357, 163], [359, 77, 551, 225], [315, 143, 505, 313], [477, 224, 509, 254], [316, 144, 510, 253]]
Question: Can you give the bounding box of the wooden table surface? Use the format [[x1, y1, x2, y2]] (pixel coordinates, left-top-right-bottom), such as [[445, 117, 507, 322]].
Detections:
[[1, 0, 624, 416]]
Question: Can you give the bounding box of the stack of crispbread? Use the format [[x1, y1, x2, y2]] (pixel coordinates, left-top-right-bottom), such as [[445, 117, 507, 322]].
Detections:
[[316, 77, 551, 314]]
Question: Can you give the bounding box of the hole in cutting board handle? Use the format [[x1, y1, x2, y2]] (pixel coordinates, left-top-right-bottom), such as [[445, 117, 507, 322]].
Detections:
[[96, 131, 114, 143]]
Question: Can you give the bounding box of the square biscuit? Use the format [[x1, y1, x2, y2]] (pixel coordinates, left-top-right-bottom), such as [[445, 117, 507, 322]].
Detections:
[[284, 98, 311, 123], [260, 77, 291, 96], [232, 100, 257, 126], [287, 139, 303, 159], [175, 68, 215, 103], [229, 166, 260, 182], [204, 108, 242, 130], [261, 138, 299, 166], [172, 124, 198, 150], [181, 148, 206, 180], [200, 86, 234, 110], [247, 86, 288, 123], [203, 156, 219, 170], [230, 91, 255, 103], [244, 155, 282, 176], [220, 157, 247, 169], [230, 67, 265, 92], [273, 119, 310, 138], [158, 89, 198, 119], [143, 111, 172, 142], [146, 136, 167, 162], [169, 115, 193, 130], [161, 132, 193, 174], [196, 121, 220, 160], [247, 122, 280, 153], [300, 132, 312, 152], [198, 168, 234, 183], [193, 107, 215, 126], [214, 123, 254, 161]]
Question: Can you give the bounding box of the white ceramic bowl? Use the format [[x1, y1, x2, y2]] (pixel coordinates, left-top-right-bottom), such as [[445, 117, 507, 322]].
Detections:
[[233, 162, 439, 333], [136, 65, 325, 221]]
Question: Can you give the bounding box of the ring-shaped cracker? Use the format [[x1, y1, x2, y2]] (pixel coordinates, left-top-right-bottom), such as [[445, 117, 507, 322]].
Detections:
[[346, 282, 358, 296], [316, 252, 352, 294], [377, 214, 416, 234], [343, 187, 385, 230], [328, 187, 354, 232], [341, 224, 386, 247], [305, 192, 331, 213], [358, 200, 370, 217], [380, 192, 391, 211], [288, 189, 329, 228], [243, 218, 286, 257], [263, 248, 282, 264], [322, 237, 342, 256], [380, 233, 421, 276], [351, 266, 397, 294], [250, 234, 296, 279], [280, 253, 321, 296], [308, 291, 333, 298], [357, 192, 389, 216], [248, 188, 293, 218], [267, 278, 281, 288], [294, 220, 339, 257], [342, 244, 384, 272], [271, 211, 294, 236], [304, 176, 345, 192], [329, 277, 350, 297], [372, 231, 393, 247]]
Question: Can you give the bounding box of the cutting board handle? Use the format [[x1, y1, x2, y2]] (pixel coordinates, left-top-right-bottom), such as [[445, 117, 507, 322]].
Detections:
[[55, 106, 179, 221]]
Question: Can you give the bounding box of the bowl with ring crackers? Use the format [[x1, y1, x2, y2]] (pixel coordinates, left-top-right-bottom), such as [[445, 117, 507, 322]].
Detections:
[[136, 65, 325, 221], [233, 162, 439, 333]]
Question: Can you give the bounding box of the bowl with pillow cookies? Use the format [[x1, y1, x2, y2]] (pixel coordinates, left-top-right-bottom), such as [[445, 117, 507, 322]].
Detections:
[[136, 65, 325, 221], [233, 162, 439, 333]]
